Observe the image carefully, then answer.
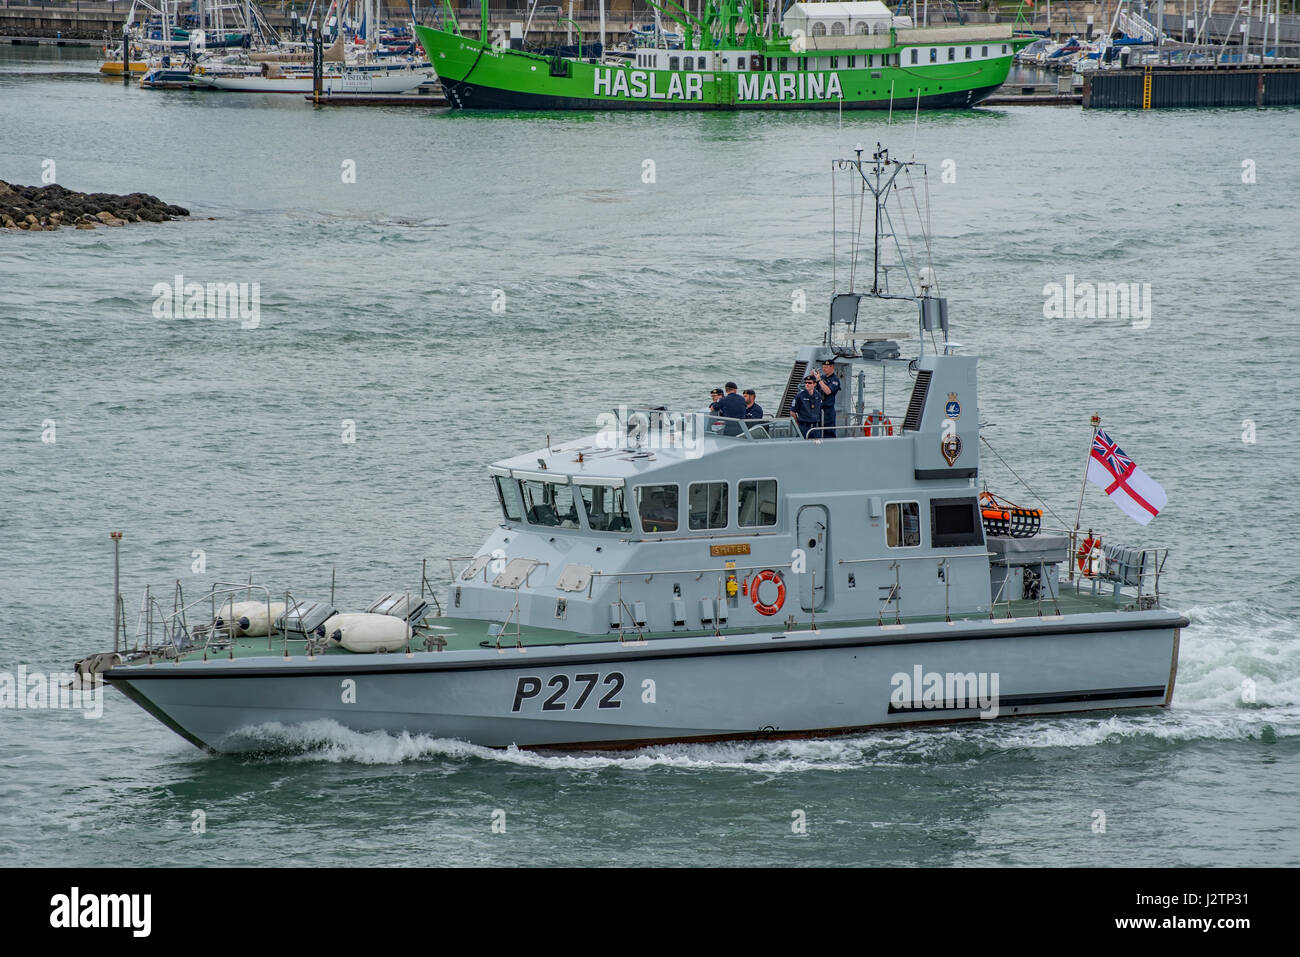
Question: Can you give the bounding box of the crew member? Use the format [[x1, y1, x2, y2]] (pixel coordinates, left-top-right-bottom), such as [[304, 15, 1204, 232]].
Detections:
[[791, 375, 821, 438], [742, 389, 764, 420], [717, 382, 747, 436], [709, 388, 724, 413], [813, 358, 841, 438], [719, 381, 747, 420]]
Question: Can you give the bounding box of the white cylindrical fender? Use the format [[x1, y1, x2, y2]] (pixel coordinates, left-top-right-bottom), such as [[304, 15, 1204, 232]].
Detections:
[[322, 613, 412, 654], [216, 600, 286, 638]]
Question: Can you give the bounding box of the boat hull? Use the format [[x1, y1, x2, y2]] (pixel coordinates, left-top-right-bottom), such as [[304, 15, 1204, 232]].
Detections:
[[415, 26, 1015, 112], [193, 70, 433, 94], [99, 61, 149, 76], [439, 77, 1003, 111], [106, 611, 1186, 753]]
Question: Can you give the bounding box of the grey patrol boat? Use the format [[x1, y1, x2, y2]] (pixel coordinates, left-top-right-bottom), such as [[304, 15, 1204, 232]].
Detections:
[[82, 147, 1186, 753]]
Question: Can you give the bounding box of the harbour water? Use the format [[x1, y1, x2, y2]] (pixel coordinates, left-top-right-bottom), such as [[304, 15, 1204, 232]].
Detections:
[[2, 47, 1298, 866]]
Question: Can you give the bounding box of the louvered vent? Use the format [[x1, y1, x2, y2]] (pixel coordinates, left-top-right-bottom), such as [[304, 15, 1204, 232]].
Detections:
[[777, 360, 808, 417], [902, 369, 931, 432]]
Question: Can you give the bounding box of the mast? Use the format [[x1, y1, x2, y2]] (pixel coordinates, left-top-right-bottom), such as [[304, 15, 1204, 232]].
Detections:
[[1069, 414, 1101, 581], [833, 144, 948, 363], [841, 144, 909, 298]]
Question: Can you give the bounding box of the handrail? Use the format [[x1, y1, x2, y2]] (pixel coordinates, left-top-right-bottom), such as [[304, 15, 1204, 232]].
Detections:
[[805, 422, 903, 439], [838, 552, 994, 564], [587, 561, 795, 599], [1072, 544, 1168, 608], [135, 581, 281, 660]]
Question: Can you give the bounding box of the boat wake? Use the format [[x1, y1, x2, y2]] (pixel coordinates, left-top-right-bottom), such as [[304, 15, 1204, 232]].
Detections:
[[226, 602, 1296, 769]]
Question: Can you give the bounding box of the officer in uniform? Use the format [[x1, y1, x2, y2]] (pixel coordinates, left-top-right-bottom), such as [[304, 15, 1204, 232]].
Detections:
[[718, 382, 747, 435], [708, 388, 724, 413], [813, 358, 841, 438], [791, 375, 821, 438], [719, 382, 747, 419], [742, 389, 764, 420]]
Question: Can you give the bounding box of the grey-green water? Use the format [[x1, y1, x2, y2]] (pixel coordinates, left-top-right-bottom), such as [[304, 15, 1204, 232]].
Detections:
[[2, 47, 1298, 866]]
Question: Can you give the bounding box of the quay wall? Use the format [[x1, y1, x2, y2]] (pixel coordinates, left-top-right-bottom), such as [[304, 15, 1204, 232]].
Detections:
[[1083, 63, 1300, 108]]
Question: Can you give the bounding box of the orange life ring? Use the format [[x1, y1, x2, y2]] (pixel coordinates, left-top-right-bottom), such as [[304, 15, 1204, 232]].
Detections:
[[863, 412, 893, 436], [750, 569, 786, 616], [1076, 536, 1101, 574]]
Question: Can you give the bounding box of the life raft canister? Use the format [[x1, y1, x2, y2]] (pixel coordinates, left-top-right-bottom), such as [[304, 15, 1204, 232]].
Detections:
[[750, 569, 786, 616], [863, 411, 893, 436]]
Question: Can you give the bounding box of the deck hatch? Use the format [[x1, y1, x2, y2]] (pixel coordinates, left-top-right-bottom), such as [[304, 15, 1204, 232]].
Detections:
[[556, 564, 594, 592], [492, 558, 539, 589]]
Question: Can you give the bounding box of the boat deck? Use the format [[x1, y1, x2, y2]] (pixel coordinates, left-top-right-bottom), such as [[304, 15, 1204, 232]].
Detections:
[[142, 580, 1149, 663]]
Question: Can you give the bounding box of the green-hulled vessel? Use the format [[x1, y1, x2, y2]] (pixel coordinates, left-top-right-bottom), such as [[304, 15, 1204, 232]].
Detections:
[[417, 0, 1032, 111]]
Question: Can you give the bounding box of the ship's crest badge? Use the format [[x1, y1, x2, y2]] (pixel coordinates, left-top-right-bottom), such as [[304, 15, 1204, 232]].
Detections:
[[941, 432, 963, 466]]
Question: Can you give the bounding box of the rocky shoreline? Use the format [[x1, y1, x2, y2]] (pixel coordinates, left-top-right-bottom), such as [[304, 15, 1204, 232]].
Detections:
[[1, 180, 189, 231]]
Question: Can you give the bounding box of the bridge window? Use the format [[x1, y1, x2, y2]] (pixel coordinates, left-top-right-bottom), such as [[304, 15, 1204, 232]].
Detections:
[[688, 482, 729, 531], [493, 476, 524, 522], [886, 501, 921, 548], [636, 484, 679, 533], [738, 480, 778, 528], [577, 482, 632, 532], [930, 48, 938, 62], [982, 46, 988, 57], [683, 55, 693, 69], [965, 47, 971, 59], [736, 57, 746, 70], [931, 497, 984, 548], [669, 55, 679, 70], [910, 49, 918, 64], [831, 56, 839, 68], [779, 57, 788, 69], [948, 47, 955, 61], [1002, 44, 1008, 53], [521, 479, 579, 529], [848, 55, 856, 67]]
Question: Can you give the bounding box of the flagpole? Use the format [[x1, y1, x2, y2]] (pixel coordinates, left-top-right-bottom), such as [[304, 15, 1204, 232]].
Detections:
[[1069, 413, 1101, 582]]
